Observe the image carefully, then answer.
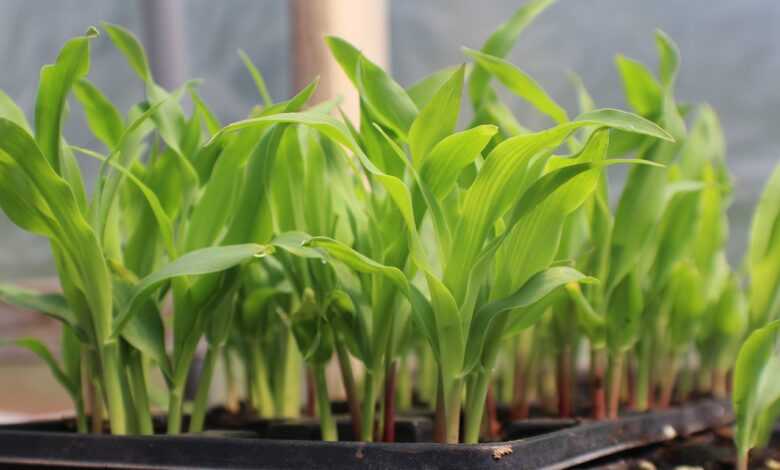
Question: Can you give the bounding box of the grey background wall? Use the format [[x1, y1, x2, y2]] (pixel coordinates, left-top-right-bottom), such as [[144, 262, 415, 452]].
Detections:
[[0, 0, 777, 278]]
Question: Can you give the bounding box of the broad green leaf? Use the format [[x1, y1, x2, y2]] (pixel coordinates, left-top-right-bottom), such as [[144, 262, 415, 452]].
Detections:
[[464, 267, 593, 374], [102, 22, 152, 82], [420, 125, 497, 199], [73, 79, 124, 149], [733, 320, 780, 459], [655, 29, 680, 89], [34, 27, 97, 173], [0, 89, 31, 132], [0, 118, 113, 342], [468, 0, 555, 106], [615, 55, 661, 117], [464, 48, 568, 124], [408, 66, 464, 166], [355, 56, 419, 139], [407, 65, 461, 108], [0, 284, 76, 327], [112, 279, 172, 380], [445, 109, 671, 302], [748, 164, 780, 326], [113, 244, 271, 337], [326, 36, 418, 138]]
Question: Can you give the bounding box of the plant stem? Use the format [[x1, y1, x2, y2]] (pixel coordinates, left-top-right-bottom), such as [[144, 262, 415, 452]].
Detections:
[[433, 375, 446, 443], [443, 377, 463, 444], [100, 343, 128, 435], [464, 370, 490, 443], [249, 341, 275, 417], [737, 451, 749, 470], [484, 382, 500, 440], [189, 345, 220, 433], [634, 335, 652, 411], [278, 329, 302, 418], [359, 369, 379, 441], [313, 364, 337, 441], [590, 348, 606, 419], [396, 356, 412, 411], [657, 356, 678, 408], [712, 368, 727, 399], [167, 382, 185, 434], [222, 349, 240, 414], [382, 360, 397, 442], [127, 351, 153, 435], [305, 367, 316, 417], [419, 344, 436, 408], [606, 352, 624, 419], [556, 344, 573, 418], [335, 336, 361, 438]]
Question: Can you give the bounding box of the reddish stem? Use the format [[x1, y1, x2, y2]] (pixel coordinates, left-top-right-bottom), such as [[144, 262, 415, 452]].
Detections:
[[590, 349, 606, 420], [626, 359, 637, 410], [656, 359, 678, 409], [382, 361, 397, 442], [305, 368, 316, 417], [485, 383, 501, 440], [712, 368, 727, 399], [433, 376, 446, 443], [510, 350, 529, 420], [607, 354, 624, 419]]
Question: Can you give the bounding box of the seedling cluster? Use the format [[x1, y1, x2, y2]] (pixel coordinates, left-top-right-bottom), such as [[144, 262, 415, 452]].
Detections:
[[0, 2, 777, 463]]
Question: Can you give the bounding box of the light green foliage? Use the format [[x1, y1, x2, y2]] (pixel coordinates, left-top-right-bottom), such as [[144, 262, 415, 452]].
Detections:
[[0, 3, 764, 449]]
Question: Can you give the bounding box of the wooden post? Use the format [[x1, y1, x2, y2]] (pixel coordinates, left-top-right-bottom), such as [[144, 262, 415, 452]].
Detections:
[[290, 0, 388, 120]]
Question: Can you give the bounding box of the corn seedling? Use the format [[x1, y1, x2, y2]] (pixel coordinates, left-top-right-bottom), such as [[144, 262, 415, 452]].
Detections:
[[0, 1, 771, 456]]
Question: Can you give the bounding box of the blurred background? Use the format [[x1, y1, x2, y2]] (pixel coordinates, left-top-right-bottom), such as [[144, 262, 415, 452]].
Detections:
[[0, 0, 777, 416]]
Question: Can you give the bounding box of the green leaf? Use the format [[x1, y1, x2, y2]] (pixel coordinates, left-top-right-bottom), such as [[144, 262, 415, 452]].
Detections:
[[468, 0, 555, 106], [748, 164, 780, 326], [615, 55, 662, 117], [0, 118, 113, 342], [355, 55, 419, 139], [112, 279, 172, 380], [1, 338, 78, 399], [113, 244, 271, 338], [408, 65, 464, 165], [464, 48, 568, 124], [407, 65, 461, 109], [464, 267, 593, 374], [326, 36, 418, 138], [419, 125, 497, 199], [73, 79, 124, 149], [0, 283, 76, 327], [445, 109, 671, 302], [733, 320, 780, 458], [238, 49, 273, 107], [606, 269, 644, 352], [655, 29, 680, 89], [102, 22, 152, 82], [34, 28, 96, 173], [0, 89, 31, 132], [72, 146, 177, 258]]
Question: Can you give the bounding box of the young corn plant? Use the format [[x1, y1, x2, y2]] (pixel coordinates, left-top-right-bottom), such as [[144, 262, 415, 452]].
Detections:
[[0, 26, 306, 436], [213, 24, 675, 446], [731, 163, 780, 469]]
